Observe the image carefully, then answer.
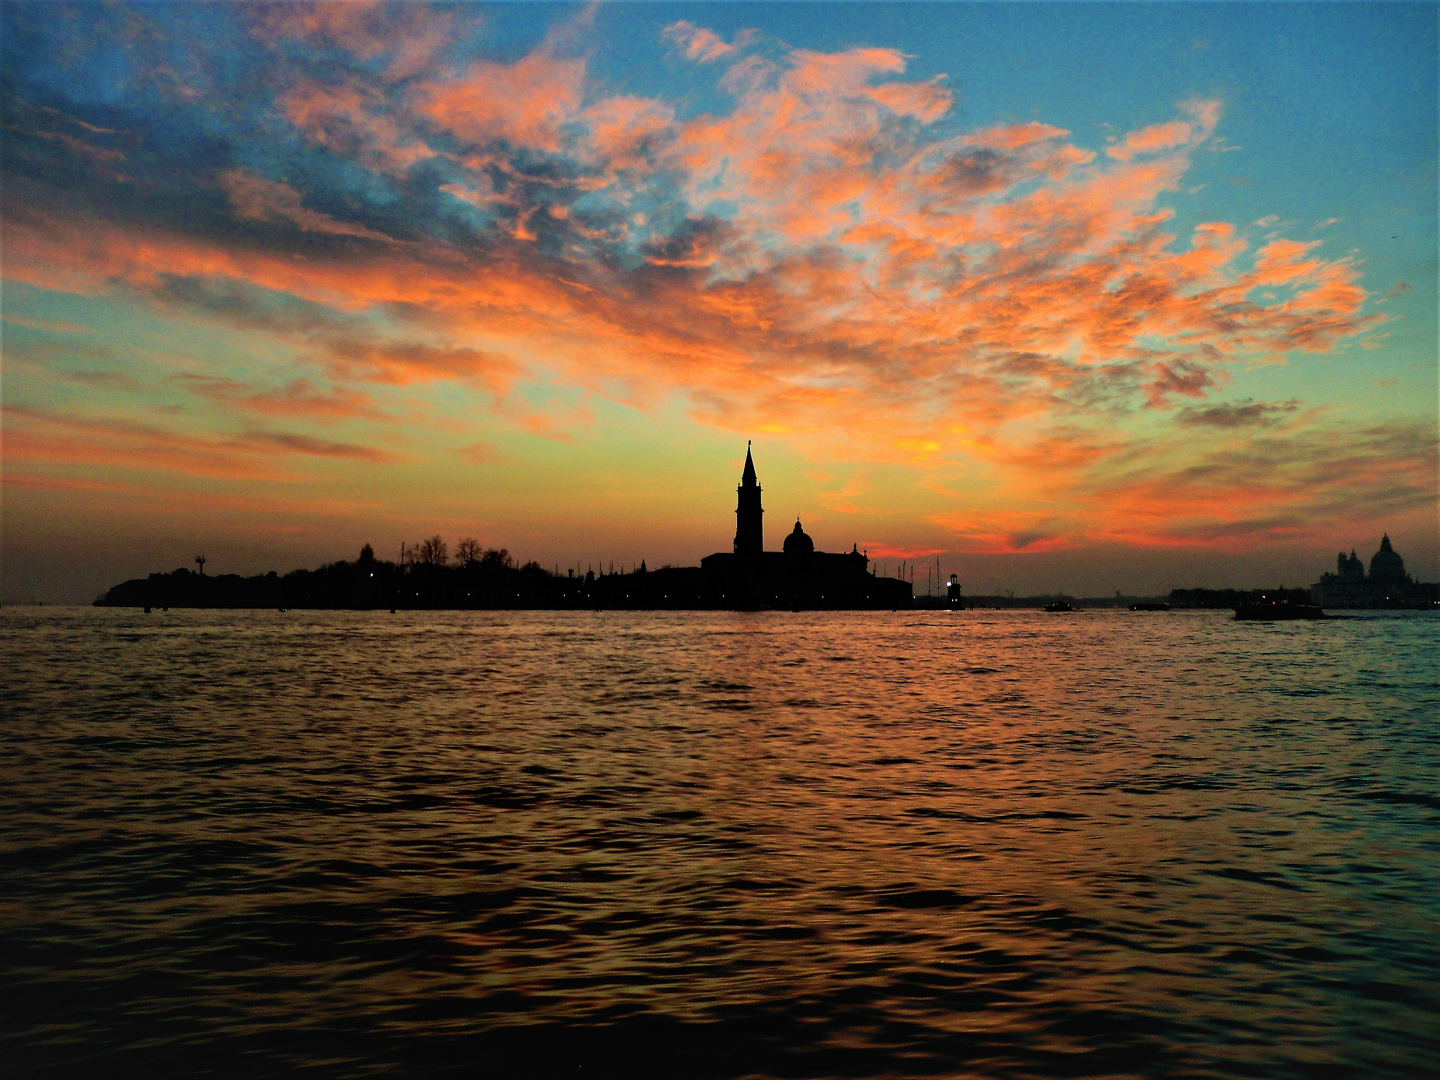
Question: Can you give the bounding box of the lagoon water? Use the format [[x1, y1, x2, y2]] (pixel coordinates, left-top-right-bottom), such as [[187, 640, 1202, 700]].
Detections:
[[2, 607, 1437, 1078]]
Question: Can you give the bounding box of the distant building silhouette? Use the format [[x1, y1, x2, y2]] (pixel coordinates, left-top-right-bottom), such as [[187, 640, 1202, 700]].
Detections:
[[1311, 534, 1436, 608], [700, 444, 910, 608]]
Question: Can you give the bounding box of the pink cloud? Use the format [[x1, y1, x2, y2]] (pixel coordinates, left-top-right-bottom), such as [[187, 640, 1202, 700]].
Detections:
[[662, 21, 754, 63], [249, 1, 389, 57], [282, 79, 435, 175], [581, 95, 676, 171], [249, 2, 456, 81], [411, 50, 586, 152]]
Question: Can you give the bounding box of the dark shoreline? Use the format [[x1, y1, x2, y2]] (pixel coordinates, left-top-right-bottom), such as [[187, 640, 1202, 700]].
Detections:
[[91, 546, 1438, 613], [96, 562, 1419, 612], [93, 555, 916, 612]]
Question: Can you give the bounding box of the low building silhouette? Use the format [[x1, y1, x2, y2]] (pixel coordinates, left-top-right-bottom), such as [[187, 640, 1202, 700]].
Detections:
[[1310, 535, 1437, 608]]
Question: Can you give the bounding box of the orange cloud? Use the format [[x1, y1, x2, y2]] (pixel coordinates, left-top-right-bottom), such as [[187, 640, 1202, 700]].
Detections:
[[925, 416, 1436, 556], [2, 406, 397, 482], [319, 339, 521, 397], [963, 121, 1071, 151], [928, 510, 1079, 555], [1108, 120, 1192, 161], [176, 375, 383, 421]]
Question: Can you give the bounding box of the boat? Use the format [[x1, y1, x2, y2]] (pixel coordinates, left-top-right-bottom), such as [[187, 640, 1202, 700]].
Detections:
[[1129, 602, 1170, 611], [1233, 602, 1328, 621], [1044, 600, 1076, 612]]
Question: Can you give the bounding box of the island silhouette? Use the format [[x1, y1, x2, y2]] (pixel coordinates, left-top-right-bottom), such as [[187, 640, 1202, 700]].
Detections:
[[93, 448, 1436, 613], [97, 445, 913, 611]]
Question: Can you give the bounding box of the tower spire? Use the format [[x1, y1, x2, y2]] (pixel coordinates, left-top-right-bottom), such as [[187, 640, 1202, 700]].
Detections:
[[734, 441, 763, 556]]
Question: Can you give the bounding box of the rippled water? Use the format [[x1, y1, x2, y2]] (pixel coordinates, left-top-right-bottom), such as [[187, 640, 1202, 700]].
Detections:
[[2, 607, 1437, 1078]]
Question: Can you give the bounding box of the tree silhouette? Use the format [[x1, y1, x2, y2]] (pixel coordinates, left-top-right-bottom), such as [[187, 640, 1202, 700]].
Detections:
[[455, 537, 482, 568], [417, 535, 448, 566]]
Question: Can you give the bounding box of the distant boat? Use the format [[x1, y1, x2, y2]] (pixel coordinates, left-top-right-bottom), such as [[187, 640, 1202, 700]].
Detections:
[[1044, 600, 1076, 612], [1233, 602, 1328, 621], [1130, 602, 1170, 611]]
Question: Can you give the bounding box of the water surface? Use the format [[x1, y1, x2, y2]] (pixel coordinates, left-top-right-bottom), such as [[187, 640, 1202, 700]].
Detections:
[[2, 608, 1437, 1077]]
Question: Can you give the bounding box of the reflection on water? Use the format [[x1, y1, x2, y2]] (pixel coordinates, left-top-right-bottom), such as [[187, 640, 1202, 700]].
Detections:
[[2, 608, 1437, 1077]]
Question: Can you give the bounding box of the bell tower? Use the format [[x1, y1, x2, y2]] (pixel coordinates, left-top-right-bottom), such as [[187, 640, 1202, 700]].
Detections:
[[734, 441, 764, 557]]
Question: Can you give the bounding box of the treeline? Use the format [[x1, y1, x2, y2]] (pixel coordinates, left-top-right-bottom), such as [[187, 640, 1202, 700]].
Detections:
[[400, 535, 514, 570], [96, 543, 618, 610]]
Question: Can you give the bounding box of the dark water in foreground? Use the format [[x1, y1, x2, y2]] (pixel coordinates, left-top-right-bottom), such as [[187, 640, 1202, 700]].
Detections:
[[2, 608, 1437, 1078]]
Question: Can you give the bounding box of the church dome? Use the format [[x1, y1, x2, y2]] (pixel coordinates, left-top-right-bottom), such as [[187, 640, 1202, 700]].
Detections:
[[783, 518, 815, 556], [1369, 534, 1407, 586]]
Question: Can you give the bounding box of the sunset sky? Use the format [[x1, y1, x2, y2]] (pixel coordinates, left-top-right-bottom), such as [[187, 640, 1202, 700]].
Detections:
[[3, 2, 1435, 603]]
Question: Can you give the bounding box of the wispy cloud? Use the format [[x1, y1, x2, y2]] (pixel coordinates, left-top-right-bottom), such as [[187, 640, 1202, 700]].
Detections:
[[221, 169, 395, 243], [2, 314, 93, 334], [1175, 399, 1301, 428], [662, 21, 755, 64], [175, 374, 383, 421]]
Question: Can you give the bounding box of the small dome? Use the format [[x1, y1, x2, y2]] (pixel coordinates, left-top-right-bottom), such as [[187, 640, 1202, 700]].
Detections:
[[783, 518, 815, 556], [1369, 534, 1406, 585]]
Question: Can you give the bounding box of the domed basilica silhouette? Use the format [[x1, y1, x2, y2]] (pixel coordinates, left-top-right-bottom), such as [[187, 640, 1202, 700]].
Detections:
[[1310, 534, 1434, 608]]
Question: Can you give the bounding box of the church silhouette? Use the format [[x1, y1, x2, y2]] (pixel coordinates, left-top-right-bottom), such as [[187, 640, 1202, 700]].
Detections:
[[694, 443, 911, 609], [1309, 534, 1433, 608]]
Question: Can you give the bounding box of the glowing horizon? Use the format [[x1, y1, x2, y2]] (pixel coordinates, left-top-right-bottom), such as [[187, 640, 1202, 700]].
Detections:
[[2, 2, 1435, 603]]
